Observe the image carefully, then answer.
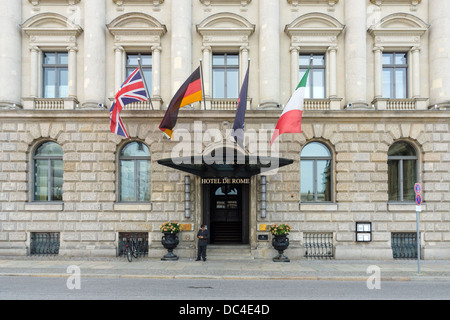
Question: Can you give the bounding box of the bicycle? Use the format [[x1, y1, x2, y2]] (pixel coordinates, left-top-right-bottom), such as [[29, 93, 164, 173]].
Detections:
[[126, 238, 138, 262]]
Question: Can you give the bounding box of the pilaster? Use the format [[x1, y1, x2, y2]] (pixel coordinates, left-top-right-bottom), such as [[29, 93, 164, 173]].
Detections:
[[429, 0, 450, 108], [259, 0, 280, 109], [0, 0, 22, 108], [344, 0, 368, 108], [171, 0, 192, 96], [82, 0, 106, 109]]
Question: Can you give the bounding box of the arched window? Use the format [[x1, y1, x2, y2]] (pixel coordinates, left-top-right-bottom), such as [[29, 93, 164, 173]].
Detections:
[[33, 141, 63, 202], [301, 142, 332, 202], [388, 141, 418, 202], [119, 142, 151, 202]]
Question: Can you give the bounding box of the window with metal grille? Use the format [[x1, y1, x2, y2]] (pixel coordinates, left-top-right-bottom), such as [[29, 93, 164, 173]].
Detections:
[[118, 232, 149, 258], [30, 232, 60, 255], [304, 233, 334, 259], [391, 232, 418, 259]]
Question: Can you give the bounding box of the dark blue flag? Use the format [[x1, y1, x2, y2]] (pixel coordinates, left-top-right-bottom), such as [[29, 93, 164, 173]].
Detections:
[[231, 64, 250, 149]]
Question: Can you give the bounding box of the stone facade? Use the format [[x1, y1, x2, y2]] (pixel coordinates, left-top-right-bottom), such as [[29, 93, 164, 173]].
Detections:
[[0, 0, 449, 259]]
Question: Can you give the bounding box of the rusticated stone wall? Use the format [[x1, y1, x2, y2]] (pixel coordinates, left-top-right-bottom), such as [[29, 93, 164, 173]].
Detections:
[[1, 110, 449, 259]]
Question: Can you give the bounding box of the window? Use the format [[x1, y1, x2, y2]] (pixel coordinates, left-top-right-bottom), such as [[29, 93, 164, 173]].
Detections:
[[21, 12, 82, 108], [108, 12, 166, 109], [301, 142, 332, 202], [212, 53, 239, 99], [383, 52, 408, 99], [33, 141, 63, 202], [126, 53, 152, 90], [388, 141, 418, 202], [119, 142, 151, 202], [300, 54, 326, 99], [43, 52, 69, 98]]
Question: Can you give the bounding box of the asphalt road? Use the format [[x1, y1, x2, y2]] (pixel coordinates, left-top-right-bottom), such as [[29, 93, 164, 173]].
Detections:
[[0, 276, 449, 301]]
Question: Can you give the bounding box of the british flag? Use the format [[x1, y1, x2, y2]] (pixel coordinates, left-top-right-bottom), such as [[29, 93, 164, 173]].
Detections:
[[110, 67, 149, 139]]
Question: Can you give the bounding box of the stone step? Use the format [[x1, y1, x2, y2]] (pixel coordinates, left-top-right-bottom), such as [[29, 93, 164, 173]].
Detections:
[[205, 244, 254, 260]]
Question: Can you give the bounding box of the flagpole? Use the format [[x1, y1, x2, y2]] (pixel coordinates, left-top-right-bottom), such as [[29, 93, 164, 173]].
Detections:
[[138, 58, 154, 110], [199, 59, 207, 110], [308, 55, 313, 74]]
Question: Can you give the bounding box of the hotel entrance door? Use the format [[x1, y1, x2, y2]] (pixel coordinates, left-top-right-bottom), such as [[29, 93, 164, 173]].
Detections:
[[210, 184, 241, 243], [202, 182, 249, 244]]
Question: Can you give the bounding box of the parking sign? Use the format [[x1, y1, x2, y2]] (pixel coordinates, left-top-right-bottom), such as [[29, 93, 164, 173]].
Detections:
[[415, 194, 422, 206], [414, 183, 421, 194]]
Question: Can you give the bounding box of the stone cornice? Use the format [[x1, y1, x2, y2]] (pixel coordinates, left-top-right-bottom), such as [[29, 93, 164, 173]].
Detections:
[[2, 110, 449, 122], [285, 12, 344, 48], [29, 0, 80, 5], [369, 0, 421, 5], [200, 0, 251, 5], [113, 0, 164, 5], [21, 12, 83, 37], [368, 13, 429, 48]]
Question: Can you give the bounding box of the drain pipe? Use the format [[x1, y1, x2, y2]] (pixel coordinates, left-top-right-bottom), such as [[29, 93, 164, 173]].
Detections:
[[261, 176, 266, 218], [185, 175, 191, 219]]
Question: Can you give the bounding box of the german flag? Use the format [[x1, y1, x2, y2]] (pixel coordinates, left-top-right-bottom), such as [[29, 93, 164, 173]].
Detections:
[[159, 67, 202, 139]]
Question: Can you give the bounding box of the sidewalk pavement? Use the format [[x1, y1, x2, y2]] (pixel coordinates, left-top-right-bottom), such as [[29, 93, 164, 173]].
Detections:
[[0, 256, 449, 281]]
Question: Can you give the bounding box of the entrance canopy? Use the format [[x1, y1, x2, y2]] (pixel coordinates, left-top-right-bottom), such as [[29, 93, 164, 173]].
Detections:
[[157, 147, 294, 178]]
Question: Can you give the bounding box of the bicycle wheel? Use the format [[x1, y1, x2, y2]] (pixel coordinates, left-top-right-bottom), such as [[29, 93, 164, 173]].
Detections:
[[127, 247, 132, 262]]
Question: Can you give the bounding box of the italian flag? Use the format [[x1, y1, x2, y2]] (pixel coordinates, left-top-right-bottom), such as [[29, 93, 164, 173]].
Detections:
[[270, 68, 310, 146]]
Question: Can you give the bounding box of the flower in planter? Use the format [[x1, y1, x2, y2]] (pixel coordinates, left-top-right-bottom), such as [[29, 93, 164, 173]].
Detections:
[[269, 223, 292, 236], [159, 221, 184, 234]]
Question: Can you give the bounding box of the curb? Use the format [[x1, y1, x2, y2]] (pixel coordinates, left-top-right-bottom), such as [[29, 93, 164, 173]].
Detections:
[[4, 272, 449, 282]]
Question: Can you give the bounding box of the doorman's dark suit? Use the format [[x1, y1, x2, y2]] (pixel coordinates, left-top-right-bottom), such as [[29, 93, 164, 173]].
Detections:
[[197, 228, 210, 261]]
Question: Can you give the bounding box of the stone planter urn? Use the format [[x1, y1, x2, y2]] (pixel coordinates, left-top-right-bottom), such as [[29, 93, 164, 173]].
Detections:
[[272, 234, 290, 262], [161, 232, 179, 261]]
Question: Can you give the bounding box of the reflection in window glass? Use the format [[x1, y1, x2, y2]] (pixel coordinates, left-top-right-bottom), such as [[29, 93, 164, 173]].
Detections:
[[301, 142, 332, 202], [44, 69, 56, 98], [58, 69, 69, 98], [395, 69, 407, 99], [388, 141, 417, 202], [382, 69, 392, 99], [52, 160, 63, 201], [213, 69, 225, 98], [301, 160, 314, 202], [119, 142, 151, 202], [34, 160, 49, 201], [316, 160, 331, 202], [402, 160, 416, 201], [33, 142, 63, 202], [312, 69, 325, 99], [120, 160, 135, 202], [301, 142, 331, 157], [43, 52, 68, 98], [227, 69, 239, 98], [382, 52, 408, 99], [300, 54, 325, 99], [212, 53, 239, 99], [126, 53, 152, 91], [138, 160, 151, 202], [388, 160, 400, 201]]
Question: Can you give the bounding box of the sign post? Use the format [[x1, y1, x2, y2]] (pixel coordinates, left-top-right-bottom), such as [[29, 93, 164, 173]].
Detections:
[[414, 183, 422, 275]]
